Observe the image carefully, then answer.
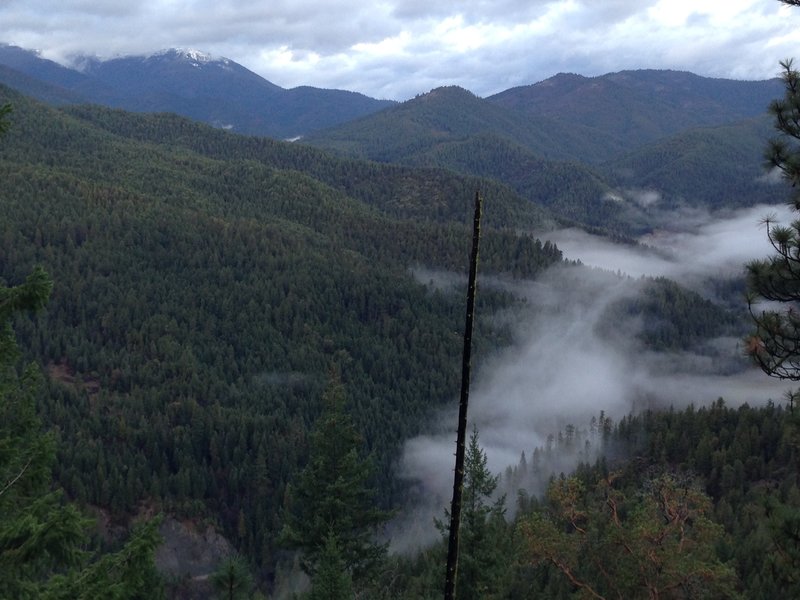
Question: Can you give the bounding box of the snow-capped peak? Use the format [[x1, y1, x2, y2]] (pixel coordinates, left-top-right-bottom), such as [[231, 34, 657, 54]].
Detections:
[[173, 48, 213, 63], [149, 48, 231, 67]]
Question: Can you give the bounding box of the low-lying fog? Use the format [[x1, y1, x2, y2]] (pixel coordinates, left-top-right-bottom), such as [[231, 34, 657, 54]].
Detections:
[[394, 202, 797, 552]]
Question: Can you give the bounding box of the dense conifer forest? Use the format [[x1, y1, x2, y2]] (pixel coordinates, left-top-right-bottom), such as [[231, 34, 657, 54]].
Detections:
[[0, 85, 567, 592], [1, 52, 798, 598]]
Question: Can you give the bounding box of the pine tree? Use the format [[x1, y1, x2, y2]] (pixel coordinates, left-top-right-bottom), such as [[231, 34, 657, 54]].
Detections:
[[0, 267, 86, 598], [0, 103, 165, 596], [280, 375, 389, 585], [746, 55, 800, 383], [0, 102, 11, 135], [437, 426, 507, 600], [519, 473, 738, 599], [210, 554, 253, 600]]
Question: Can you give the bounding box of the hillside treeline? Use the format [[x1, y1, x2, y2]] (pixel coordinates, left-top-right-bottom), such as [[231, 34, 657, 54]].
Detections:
[[0, 83, 770, 597]]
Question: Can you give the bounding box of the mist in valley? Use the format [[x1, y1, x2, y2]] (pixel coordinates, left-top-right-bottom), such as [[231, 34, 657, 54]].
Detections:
[[392, 202, 797, 552]]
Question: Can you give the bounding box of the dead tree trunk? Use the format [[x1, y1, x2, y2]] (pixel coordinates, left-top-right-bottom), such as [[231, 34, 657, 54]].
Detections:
[[444, 189, 483, 600]]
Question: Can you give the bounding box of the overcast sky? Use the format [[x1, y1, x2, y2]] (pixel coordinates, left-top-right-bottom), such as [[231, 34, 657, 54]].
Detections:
[[1, 0, 799, 100]]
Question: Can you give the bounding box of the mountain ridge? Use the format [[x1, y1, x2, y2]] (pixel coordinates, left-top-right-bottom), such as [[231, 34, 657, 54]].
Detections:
[[0, 43, 396, 138], [488, 69, 782, 149], [0, 42, 787, 234]]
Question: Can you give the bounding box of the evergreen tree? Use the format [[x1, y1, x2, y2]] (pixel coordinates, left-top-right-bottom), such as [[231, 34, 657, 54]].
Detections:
[[306, 532, 354, 600], [744, 6, 800, 595], [0, 267, 164, 599], [0, 105, 163, 598], [437, 426, 508, 600], [746, 54, 800, 382], [518, 473, 739, 599], [0, 102, 10, 135], [210, 554, 253, 600], [40, 519, 163, 600], [0, 268, 85, 598], [280, 375, 389, 584]]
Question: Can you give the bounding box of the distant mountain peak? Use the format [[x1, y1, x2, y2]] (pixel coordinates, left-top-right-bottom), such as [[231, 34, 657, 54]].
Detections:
[[428, 85, 474, 95], [413, 85, 477, 103], [150, 48, 230, 67], [174, 48, 213, 62]]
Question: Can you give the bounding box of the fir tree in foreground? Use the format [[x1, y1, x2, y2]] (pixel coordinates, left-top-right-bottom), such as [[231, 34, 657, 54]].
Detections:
[[307, 532, 354, 600], [280, 374, 390, 591]]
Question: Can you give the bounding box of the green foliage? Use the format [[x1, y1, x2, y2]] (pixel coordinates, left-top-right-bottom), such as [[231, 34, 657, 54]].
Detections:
[[387, 402, 800, 598], [303, 86, 603, 164], [306, 533, 354, 600], [0, 83, 569, 576], [40, 518, 164, 600], [433, 428, 510, 600], [488, 70, 780, 156], [305, 75, 783, 234], [766, 59, 800, 189], [519, 472, 739, 599], [303, 87, 639, 231], [0, 102, 11, 135], [0, 267, 82, 598], [603, 115, 776, 210], [454, 427, 509, 600], [0, 77, 775, 597], [747, 58, 800, 381], [601, 276, 742, 351], [0, 265, 51, 365], [0, 267, 163, 599], [577, 402, 800, 599], [280, 376, 390, 584], [1, 113, 163, 597], [210, 554, 254, 600]]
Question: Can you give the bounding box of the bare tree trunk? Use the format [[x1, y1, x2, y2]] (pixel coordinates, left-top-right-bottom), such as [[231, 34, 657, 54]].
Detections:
[[444, 189, 483, 600]]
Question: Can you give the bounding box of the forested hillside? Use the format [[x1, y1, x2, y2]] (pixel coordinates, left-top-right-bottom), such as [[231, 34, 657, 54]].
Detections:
[[1, 62, 790, 597], [487, 70, 782, 152], [304, 76, 781, 234], [386, 402, 800, 599], [602, 114, 775, 209], [0, 84, 566, 587]]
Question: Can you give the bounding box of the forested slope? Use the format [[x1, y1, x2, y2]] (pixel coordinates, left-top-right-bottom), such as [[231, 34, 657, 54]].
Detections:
[[0, 85, 565, 580], [304, 81, 782, 235], [389, 402, 800, 599], [0, 81, 770, 595], [602, 115, 775, 208]]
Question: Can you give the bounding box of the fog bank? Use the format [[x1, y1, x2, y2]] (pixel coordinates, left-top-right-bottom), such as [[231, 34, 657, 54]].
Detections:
[[393, 203, 796, 552]]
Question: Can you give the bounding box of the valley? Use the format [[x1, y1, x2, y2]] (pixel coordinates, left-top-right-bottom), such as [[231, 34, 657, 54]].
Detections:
[[1, 42, 798, 598]]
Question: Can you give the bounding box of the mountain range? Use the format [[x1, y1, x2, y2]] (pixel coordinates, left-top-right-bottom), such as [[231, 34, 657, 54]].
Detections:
[[0, 43, 789, 236], [303, 81, 781, 231], [0, 44, 395, 138], [0, 40, 793, 597]]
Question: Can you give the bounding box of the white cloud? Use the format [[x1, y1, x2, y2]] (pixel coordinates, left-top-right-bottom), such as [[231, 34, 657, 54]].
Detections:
[[547, 203, 796, 282], [0, 0, 797, 99]]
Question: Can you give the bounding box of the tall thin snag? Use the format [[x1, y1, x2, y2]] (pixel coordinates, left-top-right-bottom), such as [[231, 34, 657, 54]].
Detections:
[[444, 189, 483, 600]]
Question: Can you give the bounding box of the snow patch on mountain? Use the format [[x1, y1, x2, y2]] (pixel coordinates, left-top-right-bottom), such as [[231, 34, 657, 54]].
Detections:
[[149, 48, 232, 69]]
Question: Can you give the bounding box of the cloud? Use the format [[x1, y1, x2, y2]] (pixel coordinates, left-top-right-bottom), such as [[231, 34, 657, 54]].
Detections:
[[0, 0, 797, 99], [391, 202, 796, 551], [547, 203, 796, 283]]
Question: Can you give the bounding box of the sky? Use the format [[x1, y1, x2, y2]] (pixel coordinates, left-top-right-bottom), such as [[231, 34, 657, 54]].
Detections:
[[1, 1, 798, 100]]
